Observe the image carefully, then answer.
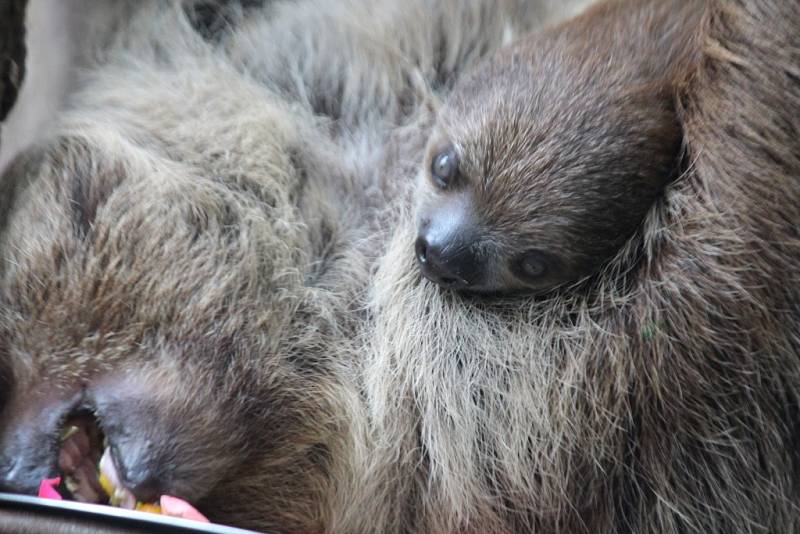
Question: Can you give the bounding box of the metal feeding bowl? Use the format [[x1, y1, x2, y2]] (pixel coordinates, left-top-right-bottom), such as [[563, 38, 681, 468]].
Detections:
[[0, 493, 261, 533]]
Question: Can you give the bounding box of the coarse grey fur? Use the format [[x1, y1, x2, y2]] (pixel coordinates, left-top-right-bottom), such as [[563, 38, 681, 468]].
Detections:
[[0, 0, 798, 533]]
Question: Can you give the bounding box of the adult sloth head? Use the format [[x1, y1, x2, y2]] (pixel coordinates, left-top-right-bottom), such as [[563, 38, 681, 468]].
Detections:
[[0, 6, 369, 530]]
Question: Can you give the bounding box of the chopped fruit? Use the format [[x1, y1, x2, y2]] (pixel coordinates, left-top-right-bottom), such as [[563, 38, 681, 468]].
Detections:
[[135, 502, 163, 514], [38, 477, 63, 500], [98, 472, 115, 501], [160, 495, 209, 522], [98, 448, 136, 509]]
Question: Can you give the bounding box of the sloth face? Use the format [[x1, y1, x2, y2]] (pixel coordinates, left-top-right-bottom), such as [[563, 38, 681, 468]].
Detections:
[[411, 0, 706, 298], [414, 32, 684, 296], [0, 141, 251, 506], [0, 136, 333, 529], [415, 138, 586, 296], [416, 143, 571, 294]]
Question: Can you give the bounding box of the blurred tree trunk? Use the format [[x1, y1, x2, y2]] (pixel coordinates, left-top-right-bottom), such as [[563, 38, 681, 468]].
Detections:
[[0, 0, 27, 123]]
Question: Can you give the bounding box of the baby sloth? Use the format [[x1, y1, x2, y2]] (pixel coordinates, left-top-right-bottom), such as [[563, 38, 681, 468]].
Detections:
[[415, 0, 704, 295]]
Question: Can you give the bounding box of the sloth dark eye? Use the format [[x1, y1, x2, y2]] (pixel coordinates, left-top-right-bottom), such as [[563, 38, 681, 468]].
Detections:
[[431, 147, 458, 189], [517, 250, 550, 280]]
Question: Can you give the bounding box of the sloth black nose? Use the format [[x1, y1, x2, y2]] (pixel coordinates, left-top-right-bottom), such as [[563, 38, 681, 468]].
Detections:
[[112, 444, 163, 504], [415, 235, 477, 289]]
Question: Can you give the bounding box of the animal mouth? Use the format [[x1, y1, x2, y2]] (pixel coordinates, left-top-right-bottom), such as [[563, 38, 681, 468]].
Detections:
[[56, 410, 106, 503], [55, 410, 150, 510]]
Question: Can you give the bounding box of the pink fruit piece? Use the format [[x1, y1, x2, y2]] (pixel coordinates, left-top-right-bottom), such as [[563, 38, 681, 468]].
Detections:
[[160, 495, 210, 522], [38, 477, 63, 500]]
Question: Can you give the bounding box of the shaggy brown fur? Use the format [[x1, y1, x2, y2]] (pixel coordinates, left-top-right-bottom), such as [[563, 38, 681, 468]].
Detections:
[[415, 0, 705, 295], [0, 0, 799, 533]]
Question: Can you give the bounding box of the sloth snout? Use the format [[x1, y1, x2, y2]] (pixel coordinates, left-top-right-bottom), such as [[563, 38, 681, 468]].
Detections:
[[110, 442, 163, 504], [415, 234, 478, 289]]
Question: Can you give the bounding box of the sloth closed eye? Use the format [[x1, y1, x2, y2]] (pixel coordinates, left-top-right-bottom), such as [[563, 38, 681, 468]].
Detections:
[[431, 147, 458, 189], [517, 250, 549, 279]]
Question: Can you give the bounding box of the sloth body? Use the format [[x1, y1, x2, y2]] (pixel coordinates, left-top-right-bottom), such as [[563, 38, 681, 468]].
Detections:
[[0, 0, 799, 533]]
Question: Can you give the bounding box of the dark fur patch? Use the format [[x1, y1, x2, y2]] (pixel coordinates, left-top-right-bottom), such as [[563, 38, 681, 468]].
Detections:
[[68, 165, 93, 238], [184, 0, 267, 42]]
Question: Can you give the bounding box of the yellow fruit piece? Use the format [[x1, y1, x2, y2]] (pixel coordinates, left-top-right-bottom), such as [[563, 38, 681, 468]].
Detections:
[[98, 472, 115, 499], [135, 502, 163, 514]]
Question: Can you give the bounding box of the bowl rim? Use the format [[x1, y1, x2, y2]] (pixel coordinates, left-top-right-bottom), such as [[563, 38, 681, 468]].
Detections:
[[0, 492, 261, 533]]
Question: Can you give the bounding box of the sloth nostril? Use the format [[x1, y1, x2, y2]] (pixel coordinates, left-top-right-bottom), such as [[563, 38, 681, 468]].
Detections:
[[415, 237, 429, 265]]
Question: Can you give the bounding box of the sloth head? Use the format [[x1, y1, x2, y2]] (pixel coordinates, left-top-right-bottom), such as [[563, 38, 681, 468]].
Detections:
[[0, 129, 335, 531], [415, 0, 703, 296]]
